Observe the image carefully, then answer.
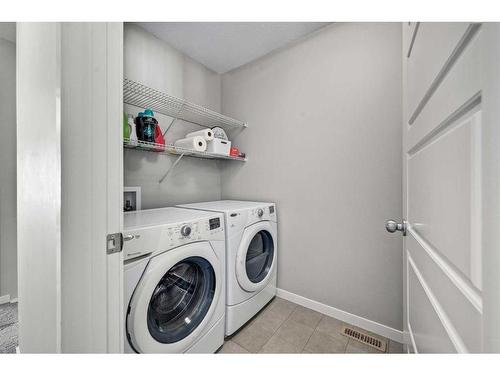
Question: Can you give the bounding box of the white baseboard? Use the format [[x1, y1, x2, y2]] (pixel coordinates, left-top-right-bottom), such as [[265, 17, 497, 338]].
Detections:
[[276, 288, 405, 343], [0, 294, 10, 305]]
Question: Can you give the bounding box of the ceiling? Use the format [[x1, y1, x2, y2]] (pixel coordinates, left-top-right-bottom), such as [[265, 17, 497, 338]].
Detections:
[[0, 23, 15, 43], [135, 22, 330, 74]]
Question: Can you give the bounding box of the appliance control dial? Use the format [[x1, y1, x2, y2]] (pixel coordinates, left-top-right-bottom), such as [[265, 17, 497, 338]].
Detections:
[[180, 225, 192, 237], [257, 208, 264, 217]]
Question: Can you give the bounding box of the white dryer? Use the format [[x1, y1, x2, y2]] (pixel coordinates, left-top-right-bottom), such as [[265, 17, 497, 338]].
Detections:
[[177, 201, 277, 336], [123, 207, 225, 353]]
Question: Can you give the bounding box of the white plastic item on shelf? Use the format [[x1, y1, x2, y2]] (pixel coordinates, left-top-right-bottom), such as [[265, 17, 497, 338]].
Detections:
[[128, 114, 138, 143], [206, 138, 231, 156], [174, 136, 207, 152], [185, 128, 215, 141], [211, 126, 228, 140]]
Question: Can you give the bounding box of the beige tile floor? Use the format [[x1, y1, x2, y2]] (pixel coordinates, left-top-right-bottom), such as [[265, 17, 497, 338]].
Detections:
[[219, 297, 404, 354]]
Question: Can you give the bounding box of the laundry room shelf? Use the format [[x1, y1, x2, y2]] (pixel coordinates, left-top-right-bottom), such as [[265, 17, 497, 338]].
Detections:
[[123, 78, 247, 131], [123, 139, 247, 162]]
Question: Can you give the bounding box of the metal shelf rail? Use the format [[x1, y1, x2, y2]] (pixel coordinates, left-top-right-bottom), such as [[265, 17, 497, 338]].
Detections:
[[123, 78, 247, 132], [123, 139, 246, 183]]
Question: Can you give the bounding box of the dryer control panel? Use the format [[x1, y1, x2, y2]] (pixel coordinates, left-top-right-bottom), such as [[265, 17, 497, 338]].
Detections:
[[123, 213, 224, 261], [248, 205, 277, 223], [226, 204, 277, 230]]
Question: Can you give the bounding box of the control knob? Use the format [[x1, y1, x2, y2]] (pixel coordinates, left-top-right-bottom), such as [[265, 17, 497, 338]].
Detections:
[[257, 208, 264, 217], [180, 225, 192, 237]]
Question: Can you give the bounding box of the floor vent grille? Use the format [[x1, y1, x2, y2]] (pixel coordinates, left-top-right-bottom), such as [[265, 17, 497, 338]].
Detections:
[[341, 326, 388, 352]]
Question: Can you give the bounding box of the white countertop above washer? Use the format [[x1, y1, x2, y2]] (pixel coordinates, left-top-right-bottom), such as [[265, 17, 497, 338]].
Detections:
[[124, 207, 221, 230], [178, 200, 274, 212]]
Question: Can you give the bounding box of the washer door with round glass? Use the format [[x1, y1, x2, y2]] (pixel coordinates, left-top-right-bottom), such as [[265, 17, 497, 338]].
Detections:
[[236, 221, 276, 292], [127, 242, 221, 353]]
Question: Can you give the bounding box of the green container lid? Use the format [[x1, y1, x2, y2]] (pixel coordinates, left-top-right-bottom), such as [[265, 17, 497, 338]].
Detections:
[[123, 112, 130, 139]]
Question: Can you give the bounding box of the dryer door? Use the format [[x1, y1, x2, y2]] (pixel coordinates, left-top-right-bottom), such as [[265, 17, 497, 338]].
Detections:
[[127, 242, 221, 353], [236, 221, 276, 292]]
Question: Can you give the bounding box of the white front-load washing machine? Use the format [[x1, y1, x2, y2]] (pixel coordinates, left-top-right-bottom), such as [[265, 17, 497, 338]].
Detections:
[[123, 207, 225, 353], [177, 201, 277, 336]]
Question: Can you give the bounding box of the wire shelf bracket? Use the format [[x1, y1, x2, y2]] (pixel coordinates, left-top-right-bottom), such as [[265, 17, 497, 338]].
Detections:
[[159, 152, 185, 184]]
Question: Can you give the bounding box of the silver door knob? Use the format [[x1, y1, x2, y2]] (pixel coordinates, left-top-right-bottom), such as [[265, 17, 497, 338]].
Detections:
[[386, 220, 407, 236]]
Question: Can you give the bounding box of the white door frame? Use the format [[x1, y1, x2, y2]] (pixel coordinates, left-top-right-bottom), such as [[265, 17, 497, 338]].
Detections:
[[401, 22, 409, 352], [60, 22, 123, 353], [104, 22, 124, 353], [480, 23, 500, 353]]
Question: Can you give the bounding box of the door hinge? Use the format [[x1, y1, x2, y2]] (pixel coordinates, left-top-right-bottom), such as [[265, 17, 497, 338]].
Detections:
[[107, 232, 123, 254]]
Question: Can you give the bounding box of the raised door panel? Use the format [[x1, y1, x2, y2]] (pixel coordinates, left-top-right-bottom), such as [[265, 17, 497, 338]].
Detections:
[[408, 263, 456, 353], [407, 22, 470, 123], [408, 110, 481, 286], [407, 28, 481, 153], [407, 235, 482, 352]]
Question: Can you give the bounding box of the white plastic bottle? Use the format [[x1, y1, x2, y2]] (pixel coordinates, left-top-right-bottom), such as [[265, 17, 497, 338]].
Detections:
[[128, 114, 138, 144]]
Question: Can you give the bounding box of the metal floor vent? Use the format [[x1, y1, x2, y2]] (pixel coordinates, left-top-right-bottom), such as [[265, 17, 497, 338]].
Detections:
[[341, 326, 388, 352]]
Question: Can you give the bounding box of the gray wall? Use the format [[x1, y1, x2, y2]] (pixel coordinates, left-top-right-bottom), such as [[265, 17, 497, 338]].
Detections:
[[124, 24, 222, 209], [221, 23, 403, 330], [0, 36, 17, 300]]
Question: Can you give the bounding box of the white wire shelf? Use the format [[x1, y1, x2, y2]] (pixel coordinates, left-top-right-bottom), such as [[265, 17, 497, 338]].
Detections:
[[123, 78, 247, 131], [123, 139, 247, 162]]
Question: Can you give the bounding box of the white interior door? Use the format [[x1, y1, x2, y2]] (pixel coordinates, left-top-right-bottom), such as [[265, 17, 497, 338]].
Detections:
[[397, 22, 500, 353], [17, 22, 63, 353], [17, 22, 123, 353]]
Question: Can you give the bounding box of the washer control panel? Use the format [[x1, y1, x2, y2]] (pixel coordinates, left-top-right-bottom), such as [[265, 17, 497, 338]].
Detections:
[[163, 216, 224, 248], [209, 217, 221, 230], [123, 213, 224, 260]]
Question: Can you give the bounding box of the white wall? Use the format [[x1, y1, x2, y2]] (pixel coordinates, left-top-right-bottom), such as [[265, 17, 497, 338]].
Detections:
[[124, 24, 222, 209], [0, 35, 17, 300], [221, 23, 403, 330]]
